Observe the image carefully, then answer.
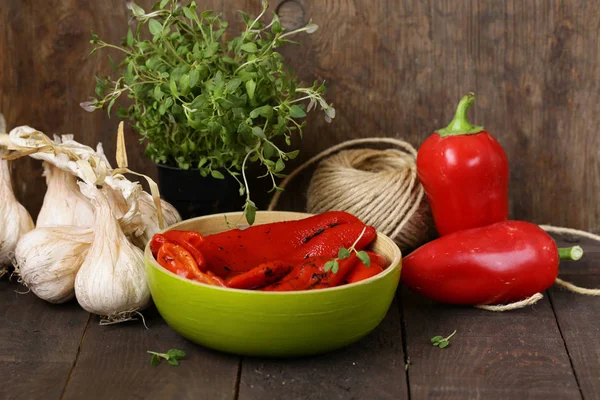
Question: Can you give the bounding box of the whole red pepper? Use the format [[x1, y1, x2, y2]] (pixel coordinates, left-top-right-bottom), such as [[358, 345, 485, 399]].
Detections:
[[417, 93, 509, 236], [400, 221, 583, 305]]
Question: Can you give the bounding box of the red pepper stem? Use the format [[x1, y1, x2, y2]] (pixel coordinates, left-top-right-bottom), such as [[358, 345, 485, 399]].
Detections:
[[437, 93, 485, 137], [558, 246, 583, 261]]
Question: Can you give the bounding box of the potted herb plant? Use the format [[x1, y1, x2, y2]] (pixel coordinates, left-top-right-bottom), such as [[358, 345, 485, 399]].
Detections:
[[81, 0, 334, 223]]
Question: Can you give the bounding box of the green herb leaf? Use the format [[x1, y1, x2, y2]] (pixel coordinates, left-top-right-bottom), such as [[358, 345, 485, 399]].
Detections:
[[250, 105, 273, 119], [431, 330, 456, 349], [240, 42, 258, 53], [289, 105, 307, 118], [183, 6, 196, 20], [189, 69, 199, 88], [226, 78, 242, 92], [246, 80, 256, 99], [211, 170, 225, 179], [167, 358, 180, 366], [149, 19, 163, 36], [338, 248, 351, 260], [160, 0, 170, 8], [151, 353, 161, 367], [244, 201, 257, 225], [274, 158, 285, 172], [286, 150, 300, 159], [324, 260, 334, 272], [126, 29, 134, 47], [331, 260, 340, 274], [252, 126, 266, 138], [357, 251, 370, 267]]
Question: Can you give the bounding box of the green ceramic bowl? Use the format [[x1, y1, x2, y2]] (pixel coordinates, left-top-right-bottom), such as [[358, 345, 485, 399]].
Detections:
[[145, 211, 402, 357]]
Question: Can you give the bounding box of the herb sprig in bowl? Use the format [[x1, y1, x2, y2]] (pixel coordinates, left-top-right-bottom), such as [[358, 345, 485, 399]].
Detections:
[[82, 0, 335, 224]]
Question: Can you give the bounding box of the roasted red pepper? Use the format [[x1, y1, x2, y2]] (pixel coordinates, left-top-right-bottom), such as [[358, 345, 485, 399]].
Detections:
[[417, 93, 509, 236], [263, 254, 360, 291], [150, 234, 166, 258], [401, 221, 583, 305], [163, 231, 207, 271], [157, 242, 221, 286], [198, 212, 372, 277], [344, 251, 387, 284], [225, 260, 295, 290]]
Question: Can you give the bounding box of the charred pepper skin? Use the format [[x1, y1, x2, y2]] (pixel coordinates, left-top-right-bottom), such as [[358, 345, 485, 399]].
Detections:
[[262, 254, 360, 292], [197, 213, 370, 277], [417, 93, 509, 236], [225, 261, 295, 290], [401, 220, 581, 305]]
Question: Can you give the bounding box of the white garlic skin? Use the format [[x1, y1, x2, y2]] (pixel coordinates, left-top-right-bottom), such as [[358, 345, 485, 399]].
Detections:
[[75, 183, 150, 316], [36, 162, 95, 228], [16, 226, 92, 303], [131, 192, 181, 248], [0, 157, 34, 267]]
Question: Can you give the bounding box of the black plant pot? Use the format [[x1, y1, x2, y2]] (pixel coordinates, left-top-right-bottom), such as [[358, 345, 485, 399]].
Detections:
[[157, 164, 244, 221]]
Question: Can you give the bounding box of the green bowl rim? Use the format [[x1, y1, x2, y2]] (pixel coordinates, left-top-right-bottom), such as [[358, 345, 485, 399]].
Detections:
[[144, 210, 402, 295]]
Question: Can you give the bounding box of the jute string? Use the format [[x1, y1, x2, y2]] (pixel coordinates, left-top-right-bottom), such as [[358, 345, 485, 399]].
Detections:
[[268, 138, 434, 251], [477, 225, 600, 311]]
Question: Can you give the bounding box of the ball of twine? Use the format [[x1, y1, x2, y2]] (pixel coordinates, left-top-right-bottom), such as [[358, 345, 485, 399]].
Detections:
[[268, 138, 434, 251]]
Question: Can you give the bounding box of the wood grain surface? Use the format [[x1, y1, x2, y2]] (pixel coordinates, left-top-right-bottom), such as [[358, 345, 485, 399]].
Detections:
[[0, 233, 599, 399], [1, 0, 599, 230]]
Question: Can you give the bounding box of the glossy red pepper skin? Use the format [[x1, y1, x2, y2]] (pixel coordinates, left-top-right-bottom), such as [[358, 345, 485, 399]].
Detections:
[[417, 94, 509, 236], [401, 221, 560, 305]]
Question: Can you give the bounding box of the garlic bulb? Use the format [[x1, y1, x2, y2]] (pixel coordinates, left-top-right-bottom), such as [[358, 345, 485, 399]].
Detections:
[[0, 151, 34, 267], [75, 182, 150, 318], [15, 226, 92, 303], [36, 162, 95, 227], [131, 192, 181, 248]]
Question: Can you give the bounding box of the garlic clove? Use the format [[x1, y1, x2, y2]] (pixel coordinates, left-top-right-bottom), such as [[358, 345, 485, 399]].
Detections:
[[0, 154, 34, 268], [15, 226, 93, 303], [131, 191, 181, 249], [74, 182, 150, 319], [36, 162, 95, 228]]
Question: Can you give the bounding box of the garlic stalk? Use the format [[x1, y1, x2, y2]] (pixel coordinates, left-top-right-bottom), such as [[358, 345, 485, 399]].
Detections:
[[0, 149, 34, 269], [37, 161, 95, 227], [5, 126, 181, 246], [75, 182, 150, 320], [15, 226, 92, 303]]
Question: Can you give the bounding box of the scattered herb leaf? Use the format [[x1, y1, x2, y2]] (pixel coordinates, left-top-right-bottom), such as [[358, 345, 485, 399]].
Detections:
[[148, 348, 186, 366], [431, 330, 457, 349]]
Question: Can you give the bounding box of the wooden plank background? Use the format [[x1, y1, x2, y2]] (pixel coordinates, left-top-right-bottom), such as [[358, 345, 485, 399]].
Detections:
[[1, 0, 599, 230]]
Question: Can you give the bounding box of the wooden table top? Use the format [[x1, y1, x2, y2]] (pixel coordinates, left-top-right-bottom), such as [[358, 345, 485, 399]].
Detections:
[[1, 232, 598, 400]]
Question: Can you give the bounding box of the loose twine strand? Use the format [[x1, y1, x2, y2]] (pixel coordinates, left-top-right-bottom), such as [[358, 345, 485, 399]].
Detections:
[[268, 138, 600, 312], [268, 138, 433, 251]]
